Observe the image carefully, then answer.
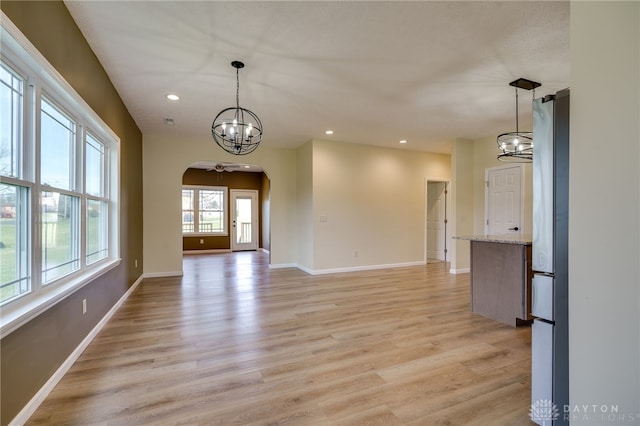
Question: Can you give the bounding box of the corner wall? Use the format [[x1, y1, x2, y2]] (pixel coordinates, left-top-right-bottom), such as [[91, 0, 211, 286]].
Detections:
[[450, 138, 474, 273], [570, 2, 640, 422], [309, 139, 450, 272]]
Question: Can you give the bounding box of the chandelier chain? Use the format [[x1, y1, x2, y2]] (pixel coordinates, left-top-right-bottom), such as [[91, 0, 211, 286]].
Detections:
[[236, 68, 240, 109]]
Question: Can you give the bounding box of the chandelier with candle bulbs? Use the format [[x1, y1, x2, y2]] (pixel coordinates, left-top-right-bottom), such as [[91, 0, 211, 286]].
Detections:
[[211, 61, 263, 155]]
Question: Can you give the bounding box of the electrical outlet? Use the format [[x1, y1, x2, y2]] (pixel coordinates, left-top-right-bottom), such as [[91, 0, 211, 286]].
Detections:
[[82, 299, 87, 315], [354, 250, 358, 257], [200, 239, 204, 244]]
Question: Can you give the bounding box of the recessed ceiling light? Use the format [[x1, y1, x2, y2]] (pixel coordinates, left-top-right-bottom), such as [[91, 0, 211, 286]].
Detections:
[[166, 94, 180, 101], [399, 140, 408, 144], [325, 130, 334, 135]]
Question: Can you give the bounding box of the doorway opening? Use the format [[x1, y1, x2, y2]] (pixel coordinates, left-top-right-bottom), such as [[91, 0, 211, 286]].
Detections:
[[426, 179, 450, 265], [180, 161, 271, 260]]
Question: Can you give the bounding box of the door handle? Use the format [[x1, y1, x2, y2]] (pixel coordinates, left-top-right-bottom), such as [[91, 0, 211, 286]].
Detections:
[[509, 226, 519, 231]]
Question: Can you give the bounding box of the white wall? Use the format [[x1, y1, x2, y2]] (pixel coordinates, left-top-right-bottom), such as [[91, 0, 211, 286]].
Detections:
[[143, 134, 298, 275], [570, 2, 640, 423], [309, 139, 450, 273]]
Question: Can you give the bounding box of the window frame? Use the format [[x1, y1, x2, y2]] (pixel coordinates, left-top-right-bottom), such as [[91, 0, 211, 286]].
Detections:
[[0, 14, 121, 337], [182, 185, 228, 236]]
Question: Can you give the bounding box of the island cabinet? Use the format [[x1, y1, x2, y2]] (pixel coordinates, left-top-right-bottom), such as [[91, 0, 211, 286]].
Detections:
[[456, 235, 533, 327]]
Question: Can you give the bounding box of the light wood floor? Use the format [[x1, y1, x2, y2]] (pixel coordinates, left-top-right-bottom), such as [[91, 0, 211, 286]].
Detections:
[[27, 252, 534, 425]]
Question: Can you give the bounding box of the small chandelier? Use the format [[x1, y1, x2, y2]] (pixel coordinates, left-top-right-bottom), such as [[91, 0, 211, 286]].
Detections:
[[497, 78, 541, 162], [211, 61, 263, 155]]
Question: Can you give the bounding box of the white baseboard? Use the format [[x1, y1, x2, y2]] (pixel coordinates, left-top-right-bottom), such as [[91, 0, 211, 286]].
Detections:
[[299, 260, 426, 276], [260, 248, 270, 254], [142, 271, 183, 278], [268, 263, 297, 269], [182, 249, 232, 255], [9, 274, 144, 426], [449, 267, 470, 274]]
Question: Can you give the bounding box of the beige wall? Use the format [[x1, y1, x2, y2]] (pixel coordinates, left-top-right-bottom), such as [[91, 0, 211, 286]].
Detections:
[[569, 2, 640, 420], [143, 134, 451, 275], [450, 138, 474, 272], [310, 139, 450, 272], [143, 134, 298, 275], [296, 141, 314, 270], [261, 174, 271, 252]]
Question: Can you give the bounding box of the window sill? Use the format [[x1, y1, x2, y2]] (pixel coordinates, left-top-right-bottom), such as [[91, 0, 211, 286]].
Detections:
[[0, 258, 121, 338]]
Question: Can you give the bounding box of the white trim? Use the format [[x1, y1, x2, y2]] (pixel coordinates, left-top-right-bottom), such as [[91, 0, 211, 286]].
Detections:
[[268, 263, 297, 269], [299, 260, 426, 276], [449, 267, 470, 274], [8, 274, 144, 426], [260, 248, 270, 254], [142, 271, 183, 278], [182, 249, 232, 255]]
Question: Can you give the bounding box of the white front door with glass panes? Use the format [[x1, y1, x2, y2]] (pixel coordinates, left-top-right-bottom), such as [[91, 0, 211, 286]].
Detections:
[[230, 190, 258, 251]]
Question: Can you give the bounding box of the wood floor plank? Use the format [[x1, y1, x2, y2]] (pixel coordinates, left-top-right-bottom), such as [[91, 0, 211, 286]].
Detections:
[[26, 252, 535, 425]]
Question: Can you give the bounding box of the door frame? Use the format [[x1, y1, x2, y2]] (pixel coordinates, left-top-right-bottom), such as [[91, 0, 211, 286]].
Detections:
[[484, 164, 525, 235], [230, 189, 259, 251], [425, 178, 451, 263]]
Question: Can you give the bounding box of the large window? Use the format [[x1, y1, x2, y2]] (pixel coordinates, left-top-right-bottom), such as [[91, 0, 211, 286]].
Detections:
[[182, 186, 227, 235], [0, 20, 119, 333]]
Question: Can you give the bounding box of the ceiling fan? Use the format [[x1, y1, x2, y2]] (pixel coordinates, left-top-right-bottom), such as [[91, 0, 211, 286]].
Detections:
[[208, 162, 246, 173]]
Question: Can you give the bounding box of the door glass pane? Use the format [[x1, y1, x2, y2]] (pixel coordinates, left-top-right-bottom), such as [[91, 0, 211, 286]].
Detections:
[[236, 198, 252, 243], [41, 98, 75, 190], [42, 192, 79, 283], [0, 183, 30, 304]]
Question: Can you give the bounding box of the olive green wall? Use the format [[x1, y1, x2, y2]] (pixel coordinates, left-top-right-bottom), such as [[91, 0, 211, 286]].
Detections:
[[181, 168, 267, 251], [0, 2, 143, 425]]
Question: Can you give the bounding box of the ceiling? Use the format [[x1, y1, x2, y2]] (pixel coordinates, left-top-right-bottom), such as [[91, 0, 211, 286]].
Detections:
[[64, 1, 569, 156]]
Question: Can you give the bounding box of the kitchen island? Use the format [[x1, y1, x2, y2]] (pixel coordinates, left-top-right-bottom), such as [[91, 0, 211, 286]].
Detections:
[[454, 235, 532, 327]]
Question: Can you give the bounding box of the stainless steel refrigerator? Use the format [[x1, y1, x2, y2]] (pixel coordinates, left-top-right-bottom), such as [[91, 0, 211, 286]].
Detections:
[[531, 88, 569, 425]]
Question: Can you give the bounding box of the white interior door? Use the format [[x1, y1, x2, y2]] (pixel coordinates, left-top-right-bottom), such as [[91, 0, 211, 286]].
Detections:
[[485, 165, 522, 235], [230, 190, 259, 251], [427, 182, 447, 260]]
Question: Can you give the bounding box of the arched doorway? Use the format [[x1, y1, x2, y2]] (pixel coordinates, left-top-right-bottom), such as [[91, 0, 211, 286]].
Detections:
[[180, 161, 271, 260]]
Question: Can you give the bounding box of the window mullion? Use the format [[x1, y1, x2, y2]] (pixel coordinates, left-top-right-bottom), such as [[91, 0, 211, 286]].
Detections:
[[31, 81, 43, 292], [79, 123, 86, 268]]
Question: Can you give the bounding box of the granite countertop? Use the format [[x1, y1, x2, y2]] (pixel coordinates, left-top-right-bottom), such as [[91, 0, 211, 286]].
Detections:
[[453, 234, 532, 245]]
